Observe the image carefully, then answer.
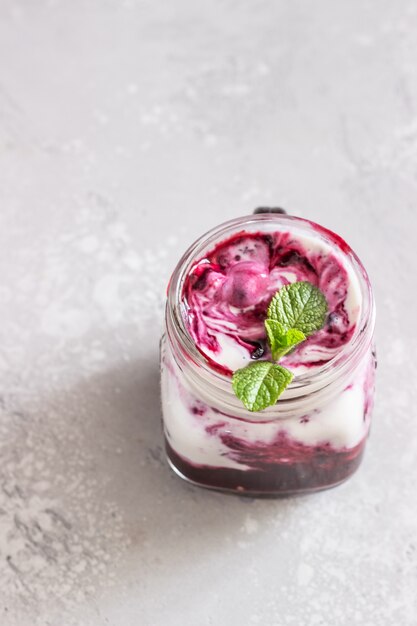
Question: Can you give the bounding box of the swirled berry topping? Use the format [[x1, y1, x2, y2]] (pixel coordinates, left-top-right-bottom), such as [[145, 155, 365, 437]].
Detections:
[[182, 228, 360, 375]]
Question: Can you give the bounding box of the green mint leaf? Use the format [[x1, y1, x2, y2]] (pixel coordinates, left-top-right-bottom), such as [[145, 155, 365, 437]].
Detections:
[[232, 361, 293, 412], [265, 320, 306, 360], [267, 281, 328, 336]]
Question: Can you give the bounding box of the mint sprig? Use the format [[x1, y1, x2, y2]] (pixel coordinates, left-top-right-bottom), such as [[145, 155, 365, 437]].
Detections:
[[264, 320, 306, 361], [232, 362, 294, 412], [232, 281, 328, 412], [267, 281, 328, 336]]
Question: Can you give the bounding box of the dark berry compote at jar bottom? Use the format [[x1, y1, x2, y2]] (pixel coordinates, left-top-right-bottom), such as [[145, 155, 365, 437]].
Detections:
[[161, 213, 376, 496]]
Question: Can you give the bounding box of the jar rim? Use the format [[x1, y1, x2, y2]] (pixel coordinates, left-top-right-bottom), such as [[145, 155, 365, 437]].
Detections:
[[167, 213, 375, 400]]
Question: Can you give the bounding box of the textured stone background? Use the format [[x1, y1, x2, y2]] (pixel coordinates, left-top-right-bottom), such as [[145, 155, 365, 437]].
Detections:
[[1, 1, 416, 625]]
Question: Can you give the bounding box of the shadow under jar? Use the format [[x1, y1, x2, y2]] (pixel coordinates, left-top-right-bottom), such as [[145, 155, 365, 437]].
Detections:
[[160, 214, 376, 496]]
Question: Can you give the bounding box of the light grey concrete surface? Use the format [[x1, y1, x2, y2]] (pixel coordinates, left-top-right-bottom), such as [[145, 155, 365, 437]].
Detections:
[[1, 1, 417, 625]]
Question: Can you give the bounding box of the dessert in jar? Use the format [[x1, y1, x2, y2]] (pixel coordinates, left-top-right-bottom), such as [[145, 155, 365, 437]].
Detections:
[[160, 210, 376, 495]]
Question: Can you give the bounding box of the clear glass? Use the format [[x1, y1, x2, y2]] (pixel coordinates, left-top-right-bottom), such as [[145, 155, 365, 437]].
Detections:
[[160, 214, 376, 496]]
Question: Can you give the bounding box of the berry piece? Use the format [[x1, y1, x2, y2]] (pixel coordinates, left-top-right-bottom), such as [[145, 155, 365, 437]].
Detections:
[[221, 262, 269, 308]]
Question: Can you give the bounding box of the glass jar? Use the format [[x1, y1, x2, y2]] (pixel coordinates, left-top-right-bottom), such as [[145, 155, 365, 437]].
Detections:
[[160, 214, 376, 496]]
